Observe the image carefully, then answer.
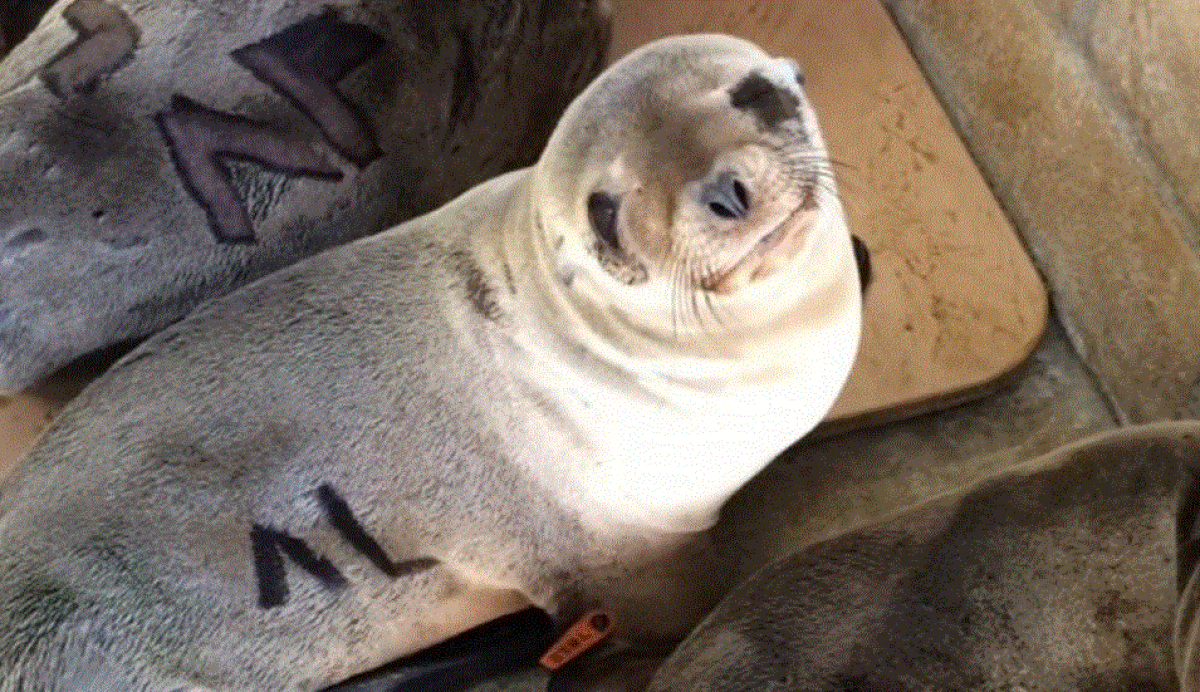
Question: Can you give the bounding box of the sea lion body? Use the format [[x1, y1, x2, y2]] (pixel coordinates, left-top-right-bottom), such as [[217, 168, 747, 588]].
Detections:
[[648, 422, 1200, 692], [0, 0, 608, 392], [0, 35, 862, 690]]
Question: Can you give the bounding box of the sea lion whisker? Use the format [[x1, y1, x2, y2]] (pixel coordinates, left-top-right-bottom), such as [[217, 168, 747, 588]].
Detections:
[[699, 259, 729, 333], [670, 253, 686, 339], [688, 255, 710, 336]]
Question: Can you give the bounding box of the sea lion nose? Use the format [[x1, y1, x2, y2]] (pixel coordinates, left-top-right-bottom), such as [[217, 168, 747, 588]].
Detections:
[[702, 171, 750, 220]]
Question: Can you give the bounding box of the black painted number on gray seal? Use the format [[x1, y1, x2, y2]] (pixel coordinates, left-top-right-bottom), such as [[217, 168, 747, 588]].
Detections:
[[251, 484, 438, 610], [156, 10, 385, 244]]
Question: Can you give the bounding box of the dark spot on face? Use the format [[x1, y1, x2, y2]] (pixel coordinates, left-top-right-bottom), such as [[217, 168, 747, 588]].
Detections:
[[729, 72, 800, 129], [852, 235, 872, 294], [4, 228, 48, 249], [450, 250, 502, 321]]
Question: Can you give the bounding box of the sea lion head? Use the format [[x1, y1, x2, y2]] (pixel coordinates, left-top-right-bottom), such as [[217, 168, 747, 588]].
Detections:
[[529, 34, 859, 366]]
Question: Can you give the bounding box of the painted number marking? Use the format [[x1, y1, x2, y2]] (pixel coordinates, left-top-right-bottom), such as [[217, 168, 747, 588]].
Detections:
[[251, 484, 438, 610], [156, 10, 385, 244], [155, 96, 343, 244], [40, 0, 141, 99], [38, 6, 382, 244], [251, 523, 347, 610], [231, 11, 385, 168]]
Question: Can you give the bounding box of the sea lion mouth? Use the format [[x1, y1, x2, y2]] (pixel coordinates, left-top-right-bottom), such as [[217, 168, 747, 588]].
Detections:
[[701, 182, 816, 294]]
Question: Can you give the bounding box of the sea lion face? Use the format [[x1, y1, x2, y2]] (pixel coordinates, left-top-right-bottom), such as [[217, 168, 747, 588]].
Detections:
[[533, 35, 847, 346]]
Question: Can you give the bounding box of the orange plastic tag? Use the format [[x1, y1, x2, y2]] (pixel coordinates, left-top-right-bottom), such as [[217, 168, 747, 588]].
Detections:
[[539, 610, 614, 671]]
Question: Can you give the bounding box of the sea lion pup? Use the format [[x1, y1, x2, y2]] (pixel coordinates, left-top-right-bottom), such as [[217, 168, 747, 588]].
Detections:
[[646, 422, 1200, 692], [0, 34, 862, 690]]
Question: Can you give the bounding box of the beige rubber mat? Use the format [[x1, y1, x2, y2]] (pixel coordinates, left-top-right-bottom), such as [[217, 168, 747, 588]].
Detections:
[[0, 0, 1048, 478], [610, 0, 1048, 427]]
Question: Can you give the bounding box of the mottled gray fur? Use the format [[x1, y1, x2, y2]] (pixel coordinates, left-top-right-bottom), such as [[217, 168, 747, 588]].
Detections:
[[0, 176, 622, 690], [650, 422, 1200, 692], [0, 0, 608, 392]]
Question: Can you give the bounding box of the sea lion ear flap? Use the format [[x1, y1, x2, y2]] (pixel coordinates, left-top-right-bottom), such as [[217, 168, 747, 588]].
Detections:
[[320, 608, 554, 692], [852, 235, 872, 295]]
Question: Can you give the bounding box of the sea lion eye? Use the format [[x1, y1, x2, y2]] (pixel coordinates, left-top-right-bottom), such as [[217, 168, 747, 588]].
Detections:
[[587, 192, 621, 250]]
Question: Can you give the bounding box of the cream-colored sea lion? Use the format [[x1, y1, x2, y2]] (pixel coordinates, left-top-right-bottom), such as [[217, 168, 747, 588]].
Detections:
[[646, 422, 1200, 692], [0, 34, 863, 690]]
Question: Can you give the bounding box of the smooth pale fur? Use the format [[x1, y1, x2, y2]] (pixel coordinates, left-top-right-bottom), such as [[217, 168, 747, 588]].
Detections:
[[647, 421, 1200, 692], [0, 35, 860, 690], [507, 35, 860, 533], [0, 0, 607, 393]]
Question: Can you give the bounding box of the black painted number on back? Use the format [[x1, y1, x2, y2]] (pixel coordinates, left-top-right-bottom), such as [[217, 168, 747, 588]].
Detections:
[[156, 10, 385, 244], [155, 96, 343, 244], [231, 12, 385, 168], [251, 484, 438, 610], [251, 524, 347, 609], [40, 0, 141, 99]]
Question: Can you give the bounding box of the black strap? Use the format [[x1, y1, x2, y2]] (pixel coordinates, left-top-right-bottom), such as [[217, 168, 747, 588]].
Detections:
[[322, 607, 554, 692]]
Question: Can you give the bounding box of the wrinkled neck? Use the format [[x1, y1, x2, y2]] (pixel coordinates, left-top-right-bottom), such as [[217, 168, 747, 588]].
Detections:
[[487, 175, 861, 535]]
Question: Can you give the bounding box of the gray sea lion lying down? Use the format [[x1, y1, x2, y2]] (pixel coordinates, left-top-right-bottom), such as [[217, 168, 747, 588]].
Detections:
[[647, 422, 1200, 692]]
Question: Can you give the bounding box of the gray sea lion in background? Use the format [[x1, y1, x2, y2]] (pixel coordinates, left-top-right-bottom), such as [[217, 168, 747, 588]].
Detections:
[[647, 421, 1200, 692], [0, 0, 609, 392], [0, 34, 864, 690]]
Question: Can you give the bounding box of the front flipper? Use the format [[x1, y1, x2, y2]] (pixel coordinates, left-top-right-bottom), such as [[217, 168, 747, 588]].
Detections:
[[322, 607, 555, 692]]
